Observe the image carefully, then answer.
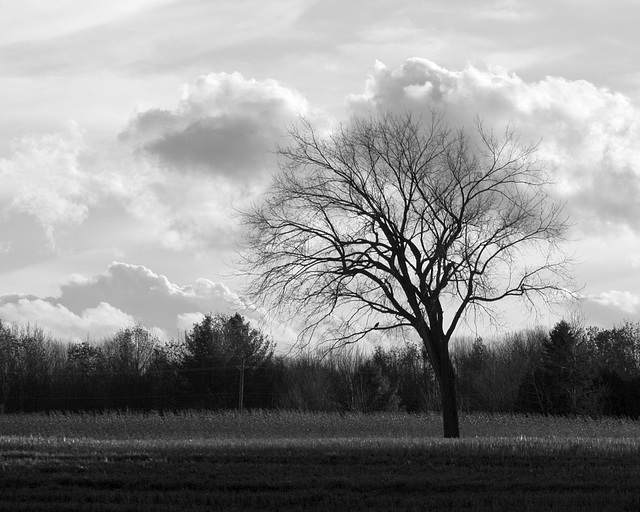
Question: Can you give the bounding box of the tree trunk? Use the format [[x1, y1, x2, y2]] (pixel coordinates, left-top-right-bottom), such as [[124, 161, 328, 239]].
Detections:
[[420, 323, 461, 438], [438, 359, 460, 438]]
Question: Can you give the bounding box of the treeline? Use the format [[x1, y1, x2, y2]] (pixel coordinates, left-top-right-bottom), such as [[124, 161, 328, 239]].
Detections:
[[0, 314, 639, 417]]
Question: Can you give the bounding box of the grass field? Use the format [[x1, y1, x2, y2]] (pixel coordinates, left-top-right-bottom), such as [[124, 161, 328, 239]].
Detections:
[[1, 411, 639, 511]]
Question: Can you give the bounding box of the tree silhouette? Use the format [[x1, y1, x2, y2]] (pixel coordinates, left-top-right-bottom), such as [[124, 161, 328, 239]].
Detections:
[[241, 111, 571, 437]]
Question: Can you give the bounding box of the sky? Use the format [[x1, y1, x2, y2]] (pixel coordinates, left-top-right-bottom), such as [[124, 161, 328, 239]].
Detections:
[[0, 0, 639, 348]]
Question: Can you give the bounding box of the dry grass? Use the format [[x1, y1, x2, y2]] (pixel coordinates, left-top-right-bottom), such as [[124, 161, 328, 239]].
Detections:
[[1, 411, 639, 511]]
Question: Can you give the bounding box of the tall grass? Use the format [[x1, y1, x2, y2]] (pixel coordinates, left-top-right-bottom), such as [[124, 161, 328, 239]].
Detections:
[[1, 410, 639, 442]]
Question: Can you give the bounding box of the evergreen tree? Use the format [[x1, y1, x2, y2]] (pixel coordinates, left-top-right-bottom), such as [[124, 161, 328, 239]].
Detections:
[[517, 320, 595, 415], [180, 313, 274, 409]]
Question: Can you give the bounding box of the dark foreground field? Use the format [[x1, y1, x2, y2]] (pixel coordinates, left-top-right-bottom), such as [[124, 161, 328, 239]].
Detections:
[[1, 412, 639, 511]]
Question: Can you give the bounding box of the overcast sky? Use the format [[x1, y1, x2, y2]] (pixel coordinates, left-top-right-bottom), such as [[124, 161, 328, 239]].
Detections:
[[0, 0, 639, 346]]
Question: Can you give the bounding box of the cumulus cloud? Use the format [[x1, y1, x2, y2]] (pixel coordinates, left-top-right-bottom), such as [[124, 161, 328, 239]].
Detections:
[[589, 290, 640, 314], [581, 290, 640, 328], [0, 122, 95, 245], [0, 72, 314, 255], [106, 145, 267, 250], [112, 71, 312, 252], [176, 312, 208, 334], [121, 71, 308, 181], [0, 297, 135, 341], [57, 261, 251, 337], [348, 58, 640, 233], [0, 262, 263, 341]]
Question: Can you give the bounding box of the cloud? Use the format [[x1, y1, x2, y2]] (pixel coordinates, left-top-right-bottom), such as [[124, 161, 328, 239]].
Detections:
[[0, 1, 167, 45], [111, 71, 313, 252], [121, 71, 308, 181], [589, 290, 640, 314], [348, 58, 640, 233], [0, 298, 135, 342], [0, 262, 261, 342], [0, 122, 95, 245], [468, 0, 538, 22], [102, 154, 247, 252], [0, 1, 305, 77], [0, 71, 314, 255], [144, 116, 267, 173], [581, 290, 640, 328], [176, 312, 208, 334], [57, 261, 251, 337]]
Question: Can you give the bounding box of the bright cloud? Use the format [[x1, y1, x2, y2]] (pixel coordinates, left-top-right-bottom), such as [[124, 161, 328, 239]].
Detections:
[[0, 122, 94, 245], [582, 289, 640, 328], [0, 262, 257, 341], [348, 58, 640, 234], [590, 290, 640, 314], [57, 261, 251, 338], [0, 298, 134, 341]]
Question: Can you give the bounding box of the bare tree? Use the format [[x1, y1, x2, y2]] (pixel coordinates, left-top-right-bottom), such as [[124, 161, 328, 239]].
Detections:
[[241, 111, 571, 437], [103, 324, 158, 376]]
